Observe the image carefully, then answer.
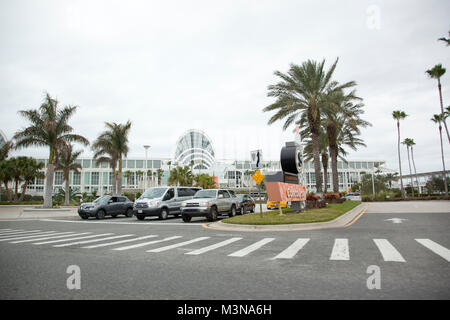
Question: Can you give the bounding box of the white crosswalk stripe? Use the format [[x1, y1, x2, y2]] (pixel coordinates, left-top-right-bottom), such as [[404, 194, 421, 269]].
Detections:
[[0, 231, 60, 242], [147, 237, 210, 253], [0, 228, 13, 231], [416, 239, 450, 262], [228, 238, 275, 257], [0, 229, 26, 235], [113, 236, 180, 251], [373, 239, 406, 262], [330, 239, 349, 260], [53, 234, 135, 247], [185, 237, 243, 255], [272, 238, 310, 259], [0, 230, 44, 238], [33, 233, 115, 245], [10, 232, 91, 243], [83, 235, 162, 249]]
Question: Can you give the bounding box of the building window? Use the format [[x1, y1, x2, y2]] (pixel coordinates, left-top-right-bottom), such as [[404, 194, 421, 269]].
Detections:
[[83, 160, 91, 168], [73, 172, 81, 185], [127, 160, 135, 169], [362, 162, 367, 169], [91, 172, 99, 185], [355, 162, 362, 169], [84, 172, 90, 185], [103, 172, 108, 185], [153, 160, 161, 169], [54, 172, 63, 185], [368, 162, 374, 169], [101, 162, 108, 168], [136, 160, 143, 169], [147, 160, 153, 168]]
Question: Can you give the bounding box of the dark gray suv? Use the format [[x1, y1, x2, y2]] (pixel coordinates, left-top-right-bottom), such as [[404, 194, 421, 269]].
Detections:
[[78, 195, 134, 220]]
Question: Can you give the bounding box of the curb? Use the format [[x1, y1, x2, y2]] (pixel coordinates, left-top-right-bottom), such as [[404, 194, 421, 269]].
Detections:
[[202, 203, 370, 232]]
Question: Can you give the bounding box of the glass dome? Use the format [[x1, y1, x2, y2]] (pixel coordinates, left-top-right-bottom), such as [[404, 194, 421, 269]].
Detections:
[[174, 129, 215, 169]]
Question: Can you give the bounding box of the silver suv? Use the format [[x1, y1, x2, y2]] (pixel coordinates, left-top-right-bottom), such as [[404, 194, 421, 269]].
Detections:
[[180, 189, 240, 222], [133, 186, 202, 220]]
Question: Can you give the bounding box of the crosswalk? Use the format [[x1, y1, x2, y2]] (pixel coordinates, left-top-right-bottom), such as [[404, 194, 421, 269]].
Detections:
[[0, 228, 449, 263]]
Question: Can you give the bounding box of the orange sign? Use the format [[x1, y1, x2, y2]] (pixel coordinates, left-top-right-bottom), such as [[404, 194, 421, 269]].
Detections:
[[266, 182, 307, 202], [252, 169, 265, 185]]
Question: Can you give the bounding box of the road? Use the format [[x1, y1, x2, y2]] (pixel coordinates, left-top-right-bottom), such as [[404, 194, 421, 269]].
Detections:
[[0, 201, 449, 300]]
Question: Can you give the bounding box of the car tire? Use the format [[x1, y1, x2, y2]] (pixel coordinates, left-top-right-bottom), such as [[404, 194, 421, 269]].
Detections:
[[159, 208, 168, 220], [228, 205, 236, 217], [136, 215, 145, 221], [125, 208, 133, 217], [250, 205, 255, 213], [96, 210, 105, 220], [182, 214, 191, 222], [207, 207, 218, 222], [79, 214, 88, 220]]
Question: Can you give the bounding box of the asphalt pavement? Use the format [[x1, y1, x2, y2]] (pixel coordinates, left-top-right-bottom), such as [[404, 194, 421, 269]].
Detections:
[[0, 201, 449, 300]]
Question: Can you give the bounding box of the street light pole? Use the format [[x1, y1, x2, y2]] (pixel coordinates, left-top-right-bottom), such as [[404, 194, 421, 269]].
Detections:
[[144, 145, 150, 190]]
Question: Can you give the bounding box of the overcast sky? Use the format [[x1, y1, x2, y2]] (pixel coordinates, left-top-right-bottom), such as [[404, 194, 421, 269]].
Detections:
[[1, 0, 449, 174]]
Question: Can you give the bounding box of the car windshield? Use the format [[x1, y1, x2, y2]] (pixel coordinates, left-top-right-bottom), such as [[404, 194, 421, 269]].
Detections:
[[237, 194, 245, 200], [93, 196, 110, 204], [140, 188, 167, 199], [194, 189, 217, 199]]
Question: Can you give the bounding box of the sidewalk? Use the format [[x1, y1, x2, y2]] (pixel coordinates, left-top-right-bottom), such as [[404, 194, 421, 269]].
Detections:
[[0, 205, 79, 220], [203, 203, 369, 232]]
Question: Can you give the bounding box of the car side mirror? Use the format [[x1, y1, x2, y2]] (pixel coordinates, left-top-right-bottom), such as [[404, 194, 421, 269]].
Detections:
[[108, 200, 113, 204]]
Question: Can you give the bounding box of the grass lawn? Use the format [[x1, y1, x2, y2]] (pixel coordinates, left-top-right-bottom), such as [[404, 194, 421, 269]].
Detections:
[[222, 201, 362, 225]]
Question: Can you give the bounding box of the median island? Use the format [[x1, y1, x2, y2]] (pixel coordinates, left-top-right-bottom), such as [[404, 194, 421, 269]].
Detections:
[[222, 201, 361, 225]]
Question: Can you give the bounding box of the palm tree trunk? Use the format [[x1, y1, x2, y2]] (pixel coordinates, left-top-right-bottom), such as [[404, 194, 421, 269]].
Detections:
[[3, 181, 12, 202], [13, 179, 20, 202], [18, 182, 29, 202], [406, 146, 414, 197], [321, 153, 328, 193], [397, 122, 405, 199], [410, 146, 420, 195], [311, 132, 323, 193], [43, 163, 55, 208], [437, 80, 450, 144], [64, 175, 70, 206], [330, 147, 339, 193], [438, 125, 449, 196], [112, 167, 117, 194]]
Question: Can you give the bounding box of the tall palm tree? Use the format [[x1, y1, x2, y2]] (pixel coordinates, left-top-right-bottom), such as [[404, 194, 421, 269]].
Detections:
[[13, 93, 89, 207], [392, 110, 408, 199], [55, 144, 82, 205], [426, 64, 450, 143], [92, 134, 118, 194], [92, 121, 132, 195], [431, 114, 449, 196], [0, 140, 13, 161], [18, 158, 45, 202], [407, 138, 421, 195], [303, 130, 330, 192], [402, 138, 415, 197], [263, 58, 356, 193]]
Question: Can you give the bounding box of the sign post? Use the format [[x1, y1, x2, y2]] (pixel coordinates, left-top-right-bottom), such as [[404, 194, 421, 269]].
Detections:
[[252, 169, 265, 218]]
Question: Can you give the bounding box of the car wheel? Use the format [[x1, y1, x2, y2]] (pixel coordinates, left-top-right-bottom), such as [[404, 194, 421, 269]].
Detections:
[[159, 208, 168, 220], [136, 215, 145, 221], [228, 205, 236, 217], [182, 214, 191, 222], [96, 210, 105, 220], [125, 208, 133, 217], [250, 205, 255, 213], [79, 214, 88, 220], [207, 207, 218, 222]]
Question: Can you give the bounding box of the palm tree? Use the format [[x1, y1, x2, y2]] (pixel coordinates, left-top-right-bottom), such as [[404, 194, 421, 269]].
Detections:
[[438, 31, 450, 46], [392, 110, 408, 199], [431, 114, 449, 196], [303, 130, 330, 192], [384, 172, 398, 189], [0, 160, 13, 201], [263, 58, 357, 193], [146, 169, 153, 187], [402, 138, 415, 197], [408, 139, 420, 195], [92, 133, 118, 194], [92, 121, 132, 195], [194, 173, 216, 189], [123, 170, 132, 188], [13, 93, 89, 207], [0, 140, 13, 161], [426, 64, 450, 143], [55, 144, 82, 206], [168, 166, 194, 186], [18, 158, 45, 202], [156, 168, 164, 186]]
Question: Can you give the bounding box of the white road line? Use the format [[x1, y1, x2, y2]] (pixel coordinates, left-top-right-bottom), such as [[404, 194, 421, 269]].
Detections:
[[114, 236, 181, 251], [330, 239, 350, 261], [373, 239, 406, 262], [0, 229, 26, 235], [33, 233, 115, 245], [40, 219, 202, 226], [0, 228, 13, 231], [53, 235, 135, 247], [228, 238, 276, 257], [0, 231, 59, 242], [416, 239, 450, 262], [0, 230, 44, 237], [10, 233, 91, 243], [147, 237, 210, 253], [83, 235, 160, 248], [271, 238, 310, 259], [185, 237, 243, 255]]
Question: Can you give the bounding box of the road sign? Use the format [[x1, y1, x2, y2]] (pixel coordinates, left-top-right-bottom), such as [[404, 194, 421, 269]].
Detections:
[[251, 150, 263, 169], [252, 169, 265, 185]]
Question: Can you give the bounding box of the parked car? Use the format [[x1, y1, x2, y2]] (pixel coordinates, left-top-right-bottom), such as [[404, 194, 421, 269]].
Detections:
[[78, 195, 134, 220], [133, 186, 202, 220], [237, 194, 255, 214], [267, 200, 287, 209], [344, 192, 362, 201], [180, 189, 240, 222]]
